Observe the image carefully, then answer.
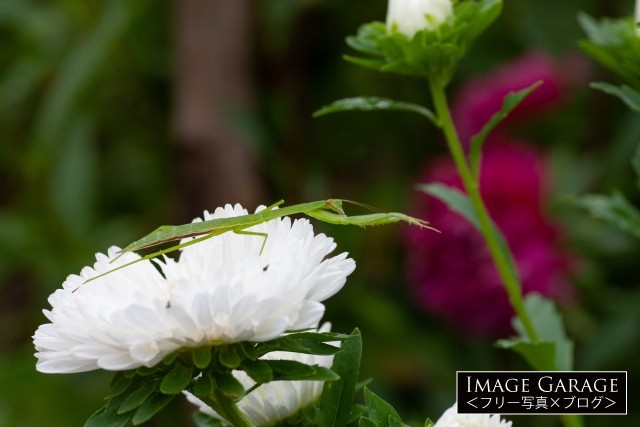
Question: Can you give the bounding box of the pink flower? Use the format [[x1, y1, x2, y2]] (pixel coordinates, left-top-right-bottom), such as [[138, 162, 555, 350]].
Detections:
[[406, 143, 573, 336], [406, 51, 582, 336], [451, 51, 589, 145]]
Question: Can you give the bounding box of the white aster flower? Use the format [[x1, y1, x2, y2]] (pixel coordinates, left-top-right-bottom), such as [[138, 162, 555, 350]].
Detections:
[[434, 403, 512, 427], [33, 204, 355, 374], [186, 325, 335, 426], [386, 0, 453, 38]]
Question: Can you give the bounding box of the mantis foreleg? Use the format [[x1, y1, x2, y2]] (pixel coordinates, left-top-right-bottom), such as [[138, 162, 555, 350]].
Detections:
[[233, 230, 269, 255]]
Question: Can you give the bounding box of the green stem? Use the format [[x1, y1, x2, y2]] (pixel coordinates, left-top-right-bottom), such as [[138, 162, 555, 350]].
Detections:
[[428, 79, 540, 343], [200, 389, 256, 427]]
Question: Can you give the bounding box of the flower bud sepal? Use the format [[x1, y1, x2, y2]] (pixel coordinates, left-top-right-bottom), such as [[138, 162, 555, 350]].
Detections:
[[345, 0, 502, 85]]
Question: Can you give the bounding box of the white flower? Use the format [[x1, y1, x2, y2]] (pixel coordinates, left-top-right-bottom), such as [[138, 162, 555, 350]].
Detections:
[[186, 325, 335, 426], [386, 0, 453, 38], [434, 403, 512, 427], [33, 204, 355, 374]]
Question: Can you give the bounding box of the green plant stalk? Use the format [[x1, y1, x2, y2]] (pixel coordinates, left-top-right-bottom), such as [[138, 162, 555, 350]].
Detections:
[[428, 79, 539, 343], [200, 389, 256, 427], [430, 79, 582, 427]]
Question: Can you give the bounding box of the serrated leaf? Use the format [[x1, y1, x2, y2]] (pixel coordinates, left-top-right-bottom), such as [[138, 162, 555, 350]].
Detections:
[[591, 82, 640, 113], [469, 81, 542, 179], [313, 97, 439, 126], [131, 393, 174, 425], [193, 412, 224, 427], [318, 329, 362, 427], [192, 373, 215, 398], [215, 371, 245, 398], [362, 388, 404, 426], [118, 379, 158, 414], [193, 346, 212, 369], [241, 359, 273, 384], [497, 294, 573, 371], [160, 361, 193, 394], [574, 192, 640, 238]]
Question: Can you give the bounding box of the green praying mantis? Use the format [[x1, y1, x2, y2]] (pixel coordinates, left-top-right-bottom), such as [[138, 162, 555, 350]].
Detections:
[[81, 199, 435, 286]]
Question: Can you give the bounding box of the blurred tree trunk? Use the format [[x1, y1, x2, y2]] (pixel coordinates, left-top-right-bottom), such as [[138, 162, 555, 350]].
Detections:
[[173, 0, 263, 220]]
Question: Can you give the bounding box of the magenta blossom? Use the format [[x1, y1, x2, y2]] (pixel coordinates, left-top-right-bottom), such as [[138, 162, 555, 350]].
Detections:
[[451, 50, 589, 145], [406, 142, 573, 336]]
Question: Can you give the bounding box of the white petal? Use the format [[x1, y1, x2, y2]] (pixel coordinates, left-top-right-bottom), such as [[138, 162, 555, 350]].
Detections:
[[33, 205, 355, 373]]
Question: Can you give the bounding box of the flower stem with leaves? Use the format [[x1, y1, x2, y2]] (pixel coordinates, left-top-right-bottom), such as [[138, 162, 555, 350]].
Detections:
[[427, 78, 539, 343]]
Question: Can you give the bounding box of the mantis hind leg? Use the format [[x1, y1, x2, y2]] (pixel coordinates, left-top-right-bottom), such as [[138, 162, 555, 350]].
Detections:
[[233, 230, 269, 255]]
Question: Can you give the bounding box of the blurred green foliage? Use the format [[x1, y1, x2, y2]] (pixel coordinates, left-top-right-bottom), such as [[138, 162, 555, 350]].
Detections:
[[1, 0, 639, 426]]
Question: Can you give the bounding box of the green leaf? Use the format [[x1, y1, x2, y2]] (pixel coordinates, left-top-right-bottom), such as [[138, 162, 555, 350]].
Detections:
[[85, 407, 132, 427], [256, 331, 349, 357], [348, 404, 368, 424], [118, 379, 158, 414], [591, 82, 640, 113], [343, 55, 387, 72], [162, 350, 180, 366], [215, 371, 245, 398], [159, 361, 193, 394], [495, 340, 557, 371], [193, 412, 224, 427], [418, 183, 519, 280], [362, 388, 404, 427], [417, 184, 479, 229], [192, 373, 215, 398], [219, 346, 242, 368], [106, 372, 133, 399], [573, 192, 640, 238], [193, 346, 212, 369], [496, 294, 573, 371], [257, 362, 340, 382], [424, 419, 435, 427], [131, 393, 175, 425], [84, 393, 133, 427], [313, 97, 439, 126], [469, 81, 542, 179], [578, 13, 640, 88], [359, 417, 379, 427], [241, 359, 273, 384], [318, 329, 363, 427]]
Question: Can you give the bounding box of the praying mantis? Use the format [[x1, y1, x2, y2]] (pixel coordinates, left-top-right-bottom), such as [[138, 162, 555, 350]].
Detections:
[[82, 199, 435, 285]]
